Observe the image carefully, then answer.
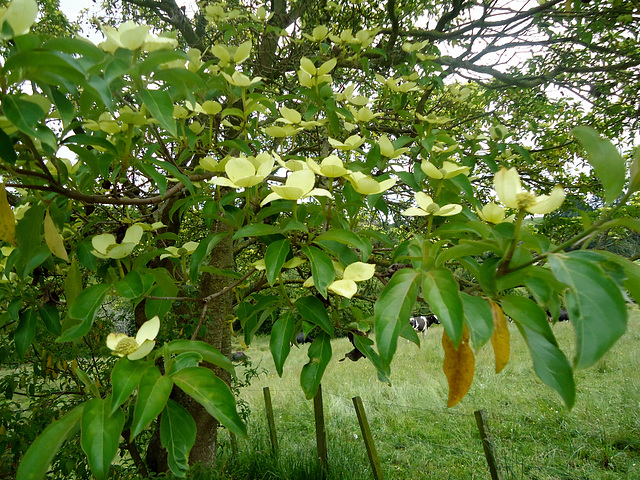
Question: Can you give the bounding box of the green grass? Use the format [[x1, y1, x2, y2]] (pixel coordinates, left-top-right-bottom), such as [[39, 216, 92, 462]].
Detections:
[[212, 306, 640, 480]]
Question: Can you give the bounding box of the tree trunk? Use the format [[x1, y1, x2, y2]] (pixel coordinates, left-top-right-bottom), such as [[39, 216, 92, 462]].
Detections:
[[188, 219, 234, 465], [146, 220, 235, 472]]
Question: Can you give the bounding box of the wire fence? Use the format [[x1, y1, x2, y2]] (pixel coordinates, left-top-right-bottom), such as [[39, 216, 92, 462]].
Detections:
[[230, 385, 640, 480]]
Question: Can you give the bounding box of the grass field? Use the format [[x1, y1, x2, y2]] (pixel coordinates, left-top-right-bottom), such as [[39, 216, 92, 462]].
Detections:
[[212, 307, 640, 480]]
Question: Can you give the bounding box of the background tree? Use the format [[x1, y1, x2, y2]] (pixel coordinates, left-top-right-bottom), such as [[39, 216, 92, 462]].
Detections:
[[1, 0, 639, 478]]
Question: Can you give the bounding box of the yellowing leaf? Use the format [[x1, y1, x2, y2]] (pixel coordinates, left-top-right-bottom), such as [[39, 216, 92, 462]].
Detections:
[[490, 300, 510, 373], [44, 211, 69, 262], [0, 184, 16, 246], [442, 326, 474, 408]]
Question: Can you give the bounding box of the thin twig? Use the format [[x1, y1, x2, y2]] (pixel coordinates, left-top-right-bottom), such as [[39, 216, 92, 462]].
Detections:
[[190, 302, 209, 341], [201, 268, 257, 303]]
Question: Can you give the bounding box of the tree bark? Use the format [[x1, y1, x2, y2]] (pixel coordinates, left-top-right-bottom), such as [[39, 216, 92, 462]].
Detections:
[[188, 219, 234, 465], [146, 219, 235, 472]]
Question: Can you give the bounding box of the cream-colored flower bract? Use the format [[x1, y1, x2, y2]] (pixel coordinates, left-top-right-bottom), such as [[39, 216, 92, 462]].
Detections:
[[252, 256, 306, 271], [401, 192, 462, 217], [328, 134, 365, 151], [0, 0, 38, 39], [346, 171, 396, 195], [160, 241, 199, 260], [143, 34, 179, 52], [211, 41, 252, 67], [494, 167, 565, 214], [92, 224, 144, 259], [274, 152, 308, 172], [421, 160, 470, 179], [222, 71, 262, 88], [328, 262, 375, 299], [379, 135, 410, 159], [99, 21, 150, 53], [476, 202, 514, 224], [297, 57, 336, 88], [84, 112, 121, 134], [260, 170, 332, 206], [106, 316, 160, 360], [307, 155, 349, 178], [210, 153, 274, 189]]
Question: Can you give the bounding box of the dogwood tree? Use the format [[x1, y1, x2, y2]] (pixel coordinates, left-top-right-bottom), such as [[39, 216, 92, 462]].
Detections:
[[1, 0, 639, 477]]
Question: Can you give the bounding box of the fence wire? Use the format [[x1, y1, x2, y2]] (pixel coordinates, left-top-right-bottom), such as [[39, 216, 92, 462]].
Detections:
[[234, 384, 639, 480]]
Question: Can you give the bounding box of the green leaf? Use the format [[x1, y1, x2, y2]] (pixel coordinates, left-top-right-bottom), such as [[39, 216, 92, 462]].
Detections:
[[300, 333, 332, 399], [16, 404, 84, 480], [3, 94, 46, 137], [62, 134, 117, 155], [58, 284, 110, 342], [138, 160, 167, 196], [265, 238, 290, 286], [85, 75, 113, 110], [15, 202, 45, 258], [130, 367, 173, 439], [594, 251, 640, 305], [114, 271, 147, 299], [164, 340, 235, 376], [48, 87, 75, 128], [374, 268, 420, 370], [138, 49, 190, 76], [270, 311, 294, 376], [153, 68, 206, 101], [172, 367, 247, 437], [436, 240, 500, 267], [352, 334, 391, 383], [189, 232, 231, 282], [548, 253, 627, 369], [153, 159, 194, 194], [0, 127, 17, 165], [571, 126, 625, 204], [81, 397, 126, 480], [140, 88, 178, 138], [301, 245, 335, 298], [14, 309, 37, 361], [422, 268, 464, 346], [160, 399, 197, 478], [39, 303, 61, 336], [166, 352, 203, 375], [233, 224, 282, 239], [501, 295, 575, 409], [294, 296, 334, 335], [399, 321, 420, 345], [460, 293, 493, 349], [64, 256, 83, 307], [110, 358, 151, 415], [314, 229, 371, 261], [74, 367, 101, 398]]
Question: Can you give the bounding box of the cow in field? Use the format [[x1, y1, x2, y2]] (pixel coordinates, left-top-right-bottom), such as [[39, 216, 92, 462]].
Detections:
[[296, 332, 314, 344], [409, 314, 440, 337], [547, 308, 569, 323]]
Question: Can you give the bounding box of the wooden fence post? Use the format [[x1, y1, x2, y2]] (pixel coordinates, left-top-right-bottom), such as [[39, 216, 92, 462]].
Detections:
[[474, 409, 504, 480], [314, 383, 329, 471], [352, 396, 383, 480], [230, 432, 238, 459], [263, 386, 278, 456]]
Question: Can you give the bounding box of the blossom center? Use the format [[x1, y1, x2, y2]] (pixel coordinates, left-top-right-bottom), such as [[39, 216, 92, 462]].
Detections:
[[115, 337, 139, 356], [516, 192, 537, 209], [439, 168, 448, 177], [426, 203, 440, 214]]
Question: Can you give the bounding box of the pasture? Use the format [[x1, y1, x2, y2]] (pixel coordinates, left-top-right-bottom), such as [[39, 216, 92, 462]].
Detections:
[[212, 307, 640, 480]]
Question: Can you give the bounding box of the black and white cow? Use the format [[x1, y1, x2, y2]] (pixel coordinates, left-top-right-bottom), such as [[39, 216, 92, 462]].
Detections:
[[547, 308, 569, 323], [296, 332, 314, 344], [409, 314, 440, 337]]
